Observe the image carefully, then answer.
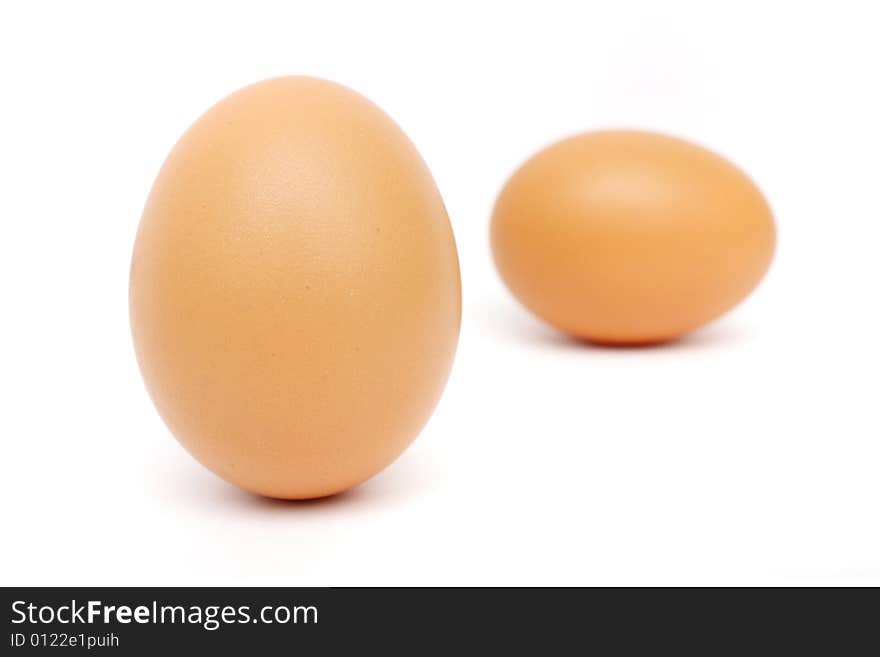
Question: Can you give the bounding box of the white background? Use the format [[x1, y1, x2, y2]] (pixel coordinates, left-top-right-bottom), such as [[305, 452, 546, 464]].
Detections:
[[2, 1, 878, 586]]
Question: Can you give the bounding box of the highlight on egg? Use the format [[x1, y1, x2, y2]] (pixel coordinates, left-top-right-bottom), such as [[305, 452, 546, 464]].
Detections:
[[130, 77, 461, 499], [491, 130, 776, 345]]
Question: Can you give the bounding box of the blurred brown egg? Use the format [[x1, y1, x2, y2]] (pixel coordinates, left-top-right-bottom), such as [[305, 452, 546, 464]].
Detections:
[[491, 130, 776, 344], [130, 77, 461, 499]]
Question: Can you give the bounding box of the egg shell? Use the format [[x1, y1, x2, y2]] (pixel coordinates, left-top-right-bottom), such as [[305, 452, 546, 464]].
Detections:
[[130, 77, 461, 499], [491, 130, 776, 344]]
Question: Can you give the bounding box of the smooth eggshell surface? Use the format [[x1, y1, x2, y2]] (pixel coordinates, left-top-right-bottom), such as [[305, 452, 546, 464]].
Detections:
[[130, 77, 461, 499], [491, 130, 776, 344]]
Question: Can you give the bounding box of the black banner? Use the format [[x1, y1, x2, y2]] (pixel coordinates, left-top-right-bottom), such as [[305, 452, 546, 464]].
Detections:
[[2, 587, 876, 653]]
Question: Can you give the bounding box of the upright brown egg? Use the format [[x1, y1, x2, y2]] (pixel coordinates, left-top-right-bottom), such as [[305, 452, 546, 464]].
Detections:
[[130, 77, 461, 499], [491, 130, 776, 344]]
